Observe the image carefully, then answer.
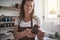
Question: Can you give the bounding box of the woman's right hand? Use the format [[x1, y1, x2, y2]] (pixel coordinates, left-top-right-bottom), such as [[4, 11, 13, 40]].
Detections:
[[23, 29, 35, 38]]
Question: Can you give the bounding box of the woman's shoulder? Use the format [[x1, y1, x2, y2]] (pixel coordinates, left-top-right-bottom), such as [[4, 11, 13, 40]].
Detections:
[[33, 16, 40, 21], [33, 16, 40, 25]]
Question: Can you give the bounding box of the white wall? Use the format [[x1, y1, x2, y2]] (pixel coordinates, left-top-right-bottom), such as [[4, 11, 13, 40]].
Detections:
[[34, 0, 44, 26]]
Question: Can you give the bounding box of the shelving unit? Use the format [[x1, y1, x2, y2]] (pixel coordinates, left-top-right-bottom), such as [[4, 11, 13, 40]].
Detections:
[[0, 7, 18, 28], [0, 0, 21, 39], [0, 5, 19, 40], [0, 16, 15, 40]]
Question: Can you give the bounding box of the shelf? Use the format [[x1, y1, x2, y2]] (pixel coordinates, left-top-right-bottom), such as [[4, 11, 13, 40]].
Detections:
[[0, 6, 18, 11], [0, 27, 14, 33], [0, 27, 14, 30], [0, 21, 14, 24]]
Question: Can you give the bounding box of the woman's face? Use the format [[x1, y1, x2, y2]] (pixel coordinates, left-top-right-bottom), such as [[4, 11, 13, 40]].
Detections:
[[24, 1, 34, 15]]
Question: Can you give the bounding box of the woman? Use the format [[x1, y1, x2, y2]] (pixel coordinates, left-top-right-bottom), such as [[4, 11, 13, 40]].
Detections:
[[14, 0, 45, 40]]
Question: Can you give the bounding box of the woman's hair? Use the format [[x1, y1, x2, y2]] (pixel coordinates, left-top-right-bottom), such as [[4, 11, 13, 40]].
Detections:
[[19, 0, 34, 20]]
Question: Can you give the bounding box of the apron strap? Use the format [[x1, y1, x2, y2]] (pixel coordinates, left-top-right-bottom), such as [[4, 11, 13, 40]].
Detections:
[[30, 14, 33, 29]]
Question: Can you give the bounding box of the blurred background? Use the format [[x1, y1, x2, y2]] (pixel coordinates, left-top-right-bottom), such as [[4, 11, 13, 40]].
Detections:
[[0, 0, 60, 40]]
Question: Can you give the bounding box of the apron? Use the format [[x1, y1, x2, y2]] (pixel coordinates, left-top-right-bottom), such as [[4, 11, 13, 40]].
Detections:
[[18, 27, 35, 40], [18, 16, 35, 40]]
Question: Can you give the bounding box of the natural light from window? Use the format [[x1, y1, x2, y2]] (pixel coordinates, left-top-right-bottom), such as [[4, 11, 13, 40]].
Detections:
[[45, 0, 58, 18]]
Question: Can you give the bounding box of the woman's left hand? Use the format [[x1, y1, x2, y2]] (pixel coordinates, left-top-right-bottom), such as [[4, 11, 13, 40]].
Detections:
[[26, 29, 35, 38], [37, 29, 45, 40]]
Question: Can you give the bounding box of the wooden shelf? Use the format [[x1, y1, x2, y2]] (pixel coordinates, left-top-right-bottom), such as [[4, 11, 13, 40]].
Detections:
[[0, 21, 14, 24], [0, 6, 18, 11]]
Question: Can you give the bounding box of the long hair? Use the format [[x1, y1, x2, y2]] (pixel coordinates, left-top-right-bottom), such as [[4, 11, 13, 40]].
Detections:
[[19, 0, 34, 22]]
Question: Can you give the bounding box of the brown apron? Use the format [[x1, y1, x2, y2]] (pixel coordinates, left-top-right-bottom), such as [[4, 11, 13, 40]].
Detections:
[[18, 27, 35, 40]]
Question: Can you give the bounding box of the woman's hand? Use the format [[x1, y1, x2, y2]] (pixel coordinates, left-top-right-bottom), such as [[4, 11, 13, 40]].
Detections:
[[37, 29, 45, 40], [24, 29, 35, 38]]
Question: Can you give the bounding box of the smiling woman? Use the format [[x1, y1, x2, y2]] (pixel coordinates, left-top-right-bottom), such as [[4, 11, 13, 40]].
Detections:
[[13, 0, 45, 40]]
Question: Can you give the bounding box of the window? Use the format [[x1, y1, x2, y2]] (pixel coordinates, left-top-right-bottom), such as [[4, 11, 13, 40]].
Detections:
[[45, 0, 58, 18]]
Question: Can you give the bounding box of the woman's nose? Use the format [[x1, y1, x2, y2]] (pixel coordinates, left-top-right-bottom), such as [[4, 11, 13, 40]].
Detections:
[[28, 6, 31, 10]]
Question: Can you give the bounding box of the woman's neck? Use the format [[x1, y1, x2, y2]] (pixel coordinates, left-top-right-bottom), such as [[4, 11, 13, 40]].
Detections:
[[23, 15, 31, 22]]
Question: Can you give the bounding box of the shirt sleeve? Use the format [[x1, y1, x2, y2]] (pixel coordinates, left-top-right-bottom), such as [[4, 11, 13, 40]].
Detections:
[[14, 18, 19, 25], [37, 17, 40, 26], [34, 16, 40, 26]]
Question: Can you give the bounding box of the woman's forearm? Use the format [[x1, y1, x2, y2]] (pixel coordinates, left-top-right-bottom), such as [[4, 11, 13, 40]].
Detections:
[[17, 31, 26, 39], [14, 31, 26, 39], [37, 30, 45, 40]]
